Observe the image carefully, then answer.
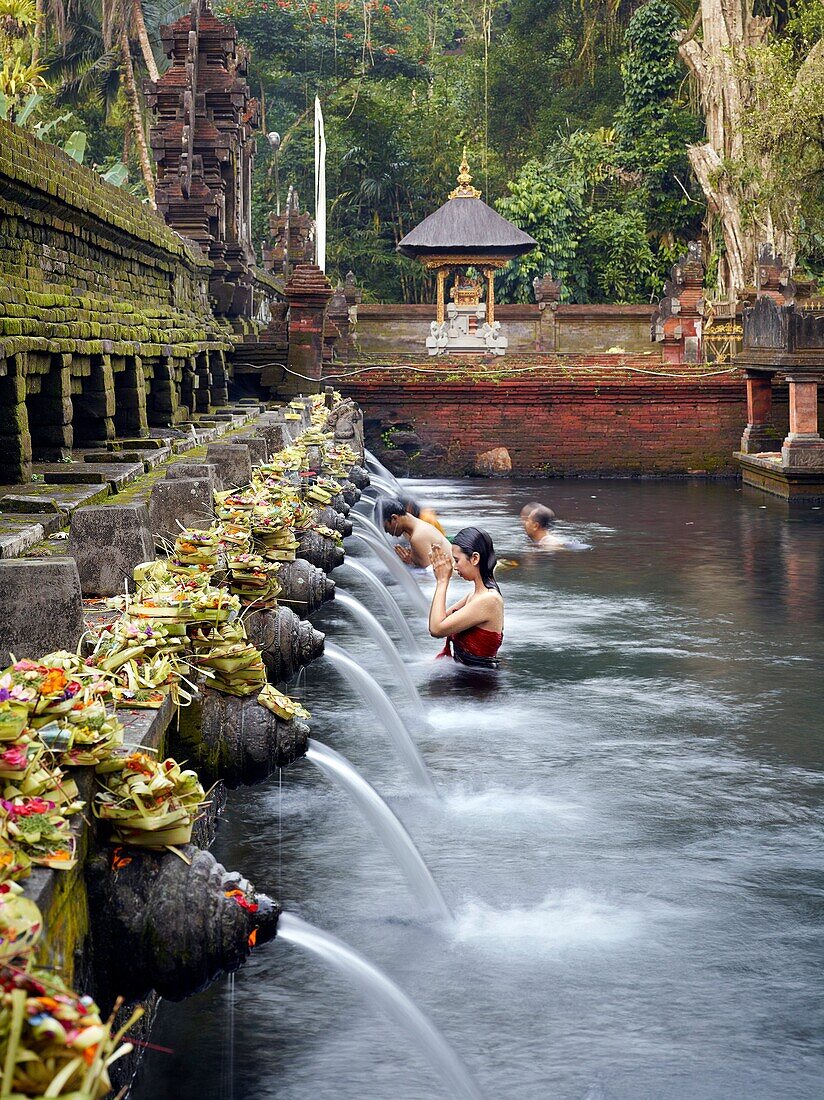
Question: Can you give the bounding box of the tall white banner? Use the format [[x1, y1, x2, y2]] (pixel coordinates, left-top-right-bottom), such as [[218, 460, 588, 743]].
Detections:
[[314, 96, 327, 273]]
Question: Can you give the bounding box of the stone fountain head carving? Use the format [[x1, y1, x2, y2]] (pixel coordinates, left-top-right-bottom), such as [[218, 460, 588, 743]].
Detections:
[[276, 558, 336, 617], [88, 845, 281, 1006]]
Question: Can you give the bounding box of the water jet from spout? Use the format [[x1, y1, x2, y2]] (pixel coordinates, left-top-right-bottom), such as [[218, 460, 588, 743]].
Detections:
[[353, 531, 430, 617], [306, 739, 450, 920], [323, 641, 435, 794], [338, 561, 422, 655], [334, 592, 426, 722], [364, 449, 403, 492], [276, 913, 484, 1100]]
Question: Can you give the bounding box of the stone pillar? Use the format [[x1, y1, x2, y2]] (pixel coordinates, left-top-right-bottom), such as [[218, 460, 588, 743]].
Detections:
[[284, 264, 333, 396], [113, 355, 149, 438], [782, 375, 824, 467], [0, 356, 30, 482], [739, 371, 778, 454]]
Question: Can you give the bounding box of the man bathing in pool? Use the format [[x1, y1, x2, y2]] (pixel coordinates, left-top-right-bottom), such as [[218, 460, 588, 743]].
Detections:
[[380, 495, 452, 569], [521, 503, 567, 550]]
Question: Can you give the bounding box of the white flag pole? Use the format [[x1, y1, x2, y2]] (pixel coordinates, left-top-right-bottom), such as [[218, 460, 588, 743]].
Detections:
[[314, 96, 327, 273]]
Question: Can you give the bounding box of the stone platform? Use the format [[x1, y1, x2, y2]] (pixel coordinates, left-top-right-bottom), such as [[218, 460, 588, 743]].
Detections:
[[735, 451, 824, 502]]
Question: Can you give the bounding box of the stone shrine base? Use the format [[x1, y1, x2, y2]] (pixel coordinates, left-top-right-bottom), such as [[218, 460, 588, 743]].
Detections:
[[735, 451, 824, 502]]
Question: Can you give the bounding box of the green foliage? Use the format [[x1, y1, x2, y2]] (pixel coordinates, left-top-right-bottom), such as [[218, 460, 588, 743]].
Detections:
[[734, 1, 824, 279], [620, 0, 681, 118], [584, 208, 657, 302], [496, 158, 586, 303]]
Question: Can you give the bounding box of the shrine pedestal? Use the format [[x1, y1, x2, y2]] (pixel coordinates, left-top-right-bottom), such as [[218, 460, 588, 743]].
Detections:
[[426, 304, 508, 357]]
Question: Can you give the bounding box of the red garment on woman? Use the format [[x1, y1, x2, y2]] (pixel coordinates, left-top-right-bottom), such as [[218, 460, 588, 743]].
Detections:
[[437, 626, 503, 669]]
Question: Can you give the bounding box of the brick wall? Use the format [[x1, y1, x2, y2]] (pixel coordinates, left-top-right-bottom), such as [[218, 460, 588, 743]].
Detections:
[[340, 360, 789, 477]]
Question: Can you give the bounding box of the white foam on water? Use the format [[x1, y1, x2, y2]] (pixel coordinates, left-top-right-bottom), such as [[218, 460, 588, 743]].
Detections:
[[443, 787, 585, 824], [451, 889, 647, 955], [426, 702, 534, 733]]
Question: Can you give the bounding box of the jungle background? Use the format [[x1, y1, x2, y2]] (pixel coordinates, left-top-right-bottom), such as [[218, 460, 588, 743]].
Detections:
[[1, 0, 823, 304]]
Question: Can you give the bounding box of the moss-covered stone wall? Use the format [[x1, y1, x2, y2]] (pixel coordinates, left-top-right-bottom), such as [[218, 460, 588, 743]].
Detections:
[[0, 120, 240, 482]]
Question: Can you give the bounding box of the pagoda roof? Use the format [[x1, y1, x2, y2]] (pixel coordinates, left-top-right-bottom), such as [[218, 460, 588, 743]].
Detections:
[[397, 196, 535, 259], [397, 153, 536, 260]]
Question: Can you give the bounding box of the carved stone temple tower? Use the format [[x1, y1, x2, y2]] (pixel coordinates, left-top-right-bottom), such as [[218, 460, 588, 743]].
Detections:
[[147, 0, 260, 318]]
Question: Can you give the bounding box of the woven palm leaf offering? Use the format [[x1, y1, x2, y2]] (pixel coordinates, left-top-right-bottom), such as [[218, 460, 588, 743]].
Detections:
[[214, 487, 269, 523], [86, 620, 191, 711], [226, 554, 281, 608], [0, 882, 41, 961], [0, 955, 141, 1098], [250, 511, 300, 563], [49, 694, 123, 770], [0, 737, 80, 811], [324, 441, 360, 478], [257, 685, 311, 722], [166, 528, 222, 578], [311, 525, 344, 544], [258, 446, 302, 479], [187, 619, 246, 657], [95, 750, 205, 849], [216, 521, 253, 556], [0, 838, 31, 886], [0, 796, 80, 872], [303, 476, 342, 506], [194, 641, 267, 697]]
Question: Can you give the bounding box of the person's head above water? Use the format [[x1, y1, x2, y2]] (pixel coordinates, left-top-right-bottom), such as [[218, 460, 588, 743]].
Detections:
[[451, 527, 500, 591], [522, 503, 556, 542], [520, 501, 542, 522], [379, 495, 407, 535]]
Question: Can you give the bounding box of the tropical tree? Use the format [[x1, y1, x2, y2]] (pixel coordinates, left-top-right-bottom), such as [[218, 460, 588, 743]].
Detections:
[[678, 0, 824, 296], [44, 0, 168, 202]]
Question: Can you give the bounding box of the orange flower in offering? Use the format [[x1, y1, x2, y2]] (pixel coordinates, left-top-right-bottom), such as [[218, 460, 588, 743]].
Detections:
[[41, 669, 67, 695], [125, 753, 154, 777]]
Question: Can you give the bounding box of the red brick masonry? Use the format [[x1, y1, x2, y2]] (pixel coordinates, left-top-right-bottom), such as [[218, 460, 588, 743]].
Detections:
[[339, 357, 792, 477]]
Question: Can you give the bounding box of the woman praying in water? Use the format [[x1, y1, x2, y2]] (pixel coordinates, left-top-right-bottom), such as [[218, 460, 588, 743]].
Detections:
[[429, 527, 504, 670]]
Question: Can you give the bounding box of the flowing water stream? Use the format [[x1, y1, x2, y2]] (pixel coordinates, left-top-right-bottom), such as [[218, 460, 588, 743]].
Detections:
[[135, 478, 824, 1100], [333, 592, 427, 722], [351, 530, 431, 616], [322, 642, 435, 793], [337, 562, 421, 654], [305, 739, 449, 919]]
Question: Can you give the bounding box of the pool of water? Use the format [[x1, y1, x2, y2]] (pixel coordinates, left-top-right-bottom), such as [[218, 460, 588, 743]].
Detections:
[[134, 479, 824, 1100]]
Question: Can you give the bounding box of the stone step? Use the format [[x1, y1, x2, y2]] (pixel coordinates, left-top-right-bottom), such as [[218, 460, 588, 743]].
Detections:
[[0, 482, 110, 517], [36, 461, 144, 492]]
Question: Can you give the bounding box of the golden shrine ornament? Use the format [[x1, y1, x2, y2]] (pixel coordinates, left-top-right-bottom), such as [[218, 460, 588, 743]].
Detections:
[[449, 147, 482, 200]]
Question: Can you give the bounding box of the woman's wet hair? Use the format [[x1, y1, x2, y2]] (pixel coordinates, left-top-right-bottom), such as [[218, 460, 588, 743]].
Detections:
[[379, 495, 407, 525], [452, 527, 500, 591]]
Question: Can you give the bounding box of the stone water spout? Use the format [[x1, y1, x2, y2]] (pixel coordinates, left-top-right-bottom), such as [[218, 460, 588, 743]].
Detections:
[[175, 687, 309, 786], [244, 604, 325, 682], [88, 845, 280, 1005], [296, 530, 346, 572], [347, 464, 371, 490], [338, 480, 361, 508], [328, 491, 352, 515], [315, 504, 353, 537], [277, 558, 336, 616]]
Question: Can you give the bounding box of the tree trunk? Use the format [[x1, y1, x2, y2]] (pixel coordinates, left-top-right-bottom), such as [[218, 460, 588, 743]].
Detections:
[[120, 26, 156, 206], [130, 0, 160, 84], [679, 1, 774, 301], [32, 0, 44, 65]]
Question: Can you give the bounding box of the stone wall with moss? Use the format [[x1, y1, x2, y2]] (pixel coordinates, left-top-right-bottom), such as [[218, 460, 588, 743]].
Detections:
[[0, 119, 240, 482]]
